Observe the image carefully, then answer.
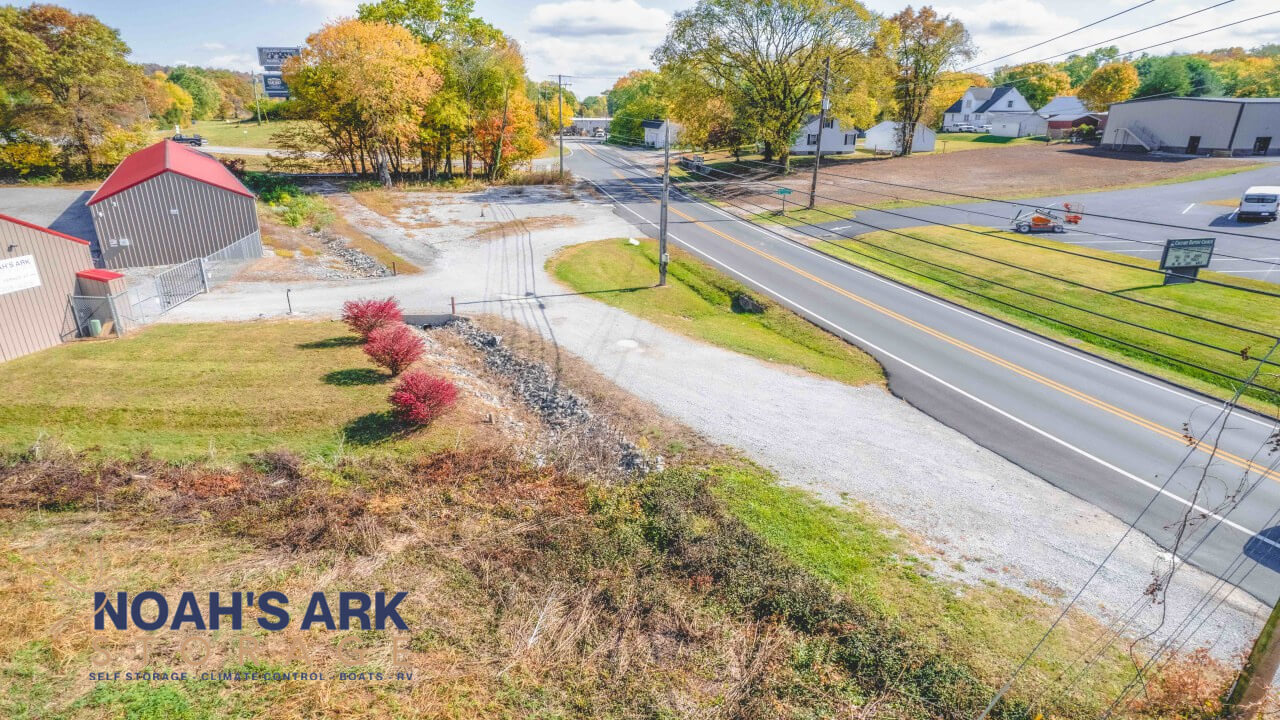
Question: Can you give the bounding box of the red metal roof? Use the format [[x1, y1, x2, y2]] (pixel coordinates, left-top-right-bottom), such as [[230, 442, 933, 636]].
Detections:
[[76, 268, 125, 282], [87, 139, 255, 206], [0, 214, 91, 245]]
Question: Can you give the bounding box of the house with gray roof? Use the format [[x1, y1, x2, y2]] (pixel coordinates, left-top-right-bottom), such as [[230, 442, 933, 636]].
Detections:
[[942, 86, 1034, 131]]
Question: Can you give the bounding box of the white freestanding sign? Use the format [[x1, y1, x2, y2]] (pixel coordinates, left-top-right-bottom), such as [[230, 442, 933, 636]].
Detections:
[[0, 255, 40, 296]]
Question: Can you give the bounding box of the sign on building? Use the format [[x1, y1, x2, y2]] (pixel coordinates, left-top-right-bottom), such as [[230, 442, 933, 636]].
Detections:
[[1159, 237, 1215, 285], [0, 255, 41, 296], [262, 73, 290, 99], [257, 46, 300, 71]]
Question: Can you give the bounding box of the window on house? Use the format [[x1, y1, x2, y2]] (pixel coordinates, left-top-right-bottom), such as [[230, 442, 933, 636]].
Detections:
[[1007, 100, 1013, 108], [807, 133, 818, 145], [963, 114, 970, 121], [822, 118, 834, 129], [844, 133, 857, 145]]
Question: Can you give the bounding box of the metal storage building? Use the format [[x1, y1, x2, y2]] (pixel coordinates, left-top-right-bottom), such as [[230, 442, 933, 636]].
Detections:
[[87, 139, 260, 268], [0, 215, 95, 362], [1102, 97, 1280, 156]]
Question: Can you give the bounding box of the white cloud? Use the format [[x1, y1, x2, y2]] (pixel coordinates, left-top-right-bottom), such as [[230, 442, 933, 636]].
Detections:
[[527, 0, 669, 37], [206, 53, 259, 73], [201, 42, 226, 50], [940, 0, 1280, 72]]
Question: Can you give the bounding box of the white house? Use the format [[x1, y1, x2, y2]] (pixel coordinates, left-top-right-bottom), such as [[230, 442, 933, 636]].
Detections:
[[863, 121, 936, 154], [942, 86, 1034, 129], [790, 115, 861, 156], [641, 120, 683, 148]]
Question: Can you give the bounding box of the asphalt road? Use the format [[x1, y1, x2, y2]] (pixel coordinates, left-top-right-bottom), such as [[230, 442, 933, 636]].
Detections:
[[785, 162, 1280, 281], [567, 138, 1280, 605]]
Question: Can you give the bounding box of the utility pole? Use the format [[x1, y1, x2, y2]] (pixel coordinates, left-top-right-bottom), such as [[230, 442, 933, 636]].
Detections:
[[253, 72, 263, 126], [1223, 600, 1280, 719], [557, 74, 565, 180], [659, 119, 670, 286], [489, 81, 510, 183], [808, 56, 830, 211]]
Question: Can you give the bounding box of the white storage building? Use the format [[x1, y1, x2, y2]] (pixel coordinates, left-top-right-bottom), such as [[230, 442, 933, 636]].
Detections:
[[863, 121, 936, 154], [1101, 97, 1279, 156]]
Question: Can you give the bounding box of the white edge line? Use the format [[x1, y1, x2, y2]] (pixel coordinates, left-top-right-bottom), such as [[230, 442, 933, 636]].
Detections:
[[583, 171, 1274, 549]]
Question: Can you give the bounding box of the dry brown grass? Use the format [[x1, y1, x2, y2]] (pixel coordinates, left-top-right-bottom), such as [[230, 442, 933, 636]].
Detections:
[[469, 215, 578, 242]]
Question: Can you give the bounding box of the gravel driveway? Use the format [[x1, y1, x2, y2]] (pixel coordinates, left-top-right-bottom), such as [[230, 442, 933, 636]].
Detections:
[[166, 185, 1268, 660]]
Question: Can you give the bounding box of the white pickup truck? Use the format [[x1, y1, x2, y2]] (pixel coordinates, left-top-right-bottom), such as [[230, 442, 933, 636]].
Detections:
[[1239, 186, 1279, 222]]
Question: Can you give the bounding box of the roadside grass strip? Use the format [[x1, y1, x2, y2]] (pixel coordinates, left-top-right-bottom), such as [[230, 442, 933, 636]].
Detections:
[[548, 238, 884, 387]]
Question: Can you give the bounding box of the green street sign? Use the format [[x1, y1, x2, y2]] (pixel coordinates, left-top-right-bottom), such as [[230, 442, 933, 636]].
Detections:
[[776, 188, 793, 195]]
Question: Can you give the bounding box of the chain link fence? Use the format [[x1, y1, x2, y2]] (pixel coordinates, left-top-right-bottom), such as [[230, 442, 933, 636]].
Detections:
[[72, 231, 264, 337]]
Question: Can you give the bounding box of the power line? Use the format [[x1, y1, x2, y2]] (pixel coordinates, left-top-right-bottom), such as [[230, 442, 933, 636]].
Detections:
[[679, 154, 1280, 301], [959, 0, 1157, 72], [718, 151, 1280, 248], [723, 154, 1280, 275], [676, 162, 1279, 390]]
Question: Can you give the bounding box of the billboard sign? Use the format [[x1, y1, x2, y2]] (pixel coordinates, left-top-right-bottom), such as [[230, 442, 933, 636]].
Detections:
[[257, 46, 300, 71], [262, 73, 290, 99], [0, 255, 41, 296], [1159, 237, 1215, 285]]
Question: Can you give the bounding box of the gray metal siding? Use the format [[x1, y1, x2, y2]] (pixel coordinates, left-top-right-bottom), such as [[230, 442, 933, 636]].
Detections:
[[0, 222, 92, 362], [90, 172, 259, 268]]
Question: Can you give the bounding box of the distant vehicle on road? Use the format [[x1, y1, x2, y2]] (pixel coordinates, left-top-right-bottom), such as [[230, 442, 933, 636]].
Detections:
[[1239, 186, 1279, 222], [171, 134, 206, 147], [593, 128, 605, 138]]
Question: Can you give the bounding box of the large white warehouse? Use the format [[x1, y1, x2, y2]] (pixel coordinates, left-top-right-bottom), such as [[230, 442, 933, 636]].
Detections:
[[1101, 97, 1279, 156]]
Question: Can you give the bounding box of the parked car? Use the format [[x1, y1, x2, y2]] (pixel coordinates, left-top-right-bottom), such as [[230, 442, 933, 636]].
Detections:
[[1239, 186, 1279, 222], [977, 124, 992, 133], [171, 134, 206, 147], [955, 124, 977, 133]]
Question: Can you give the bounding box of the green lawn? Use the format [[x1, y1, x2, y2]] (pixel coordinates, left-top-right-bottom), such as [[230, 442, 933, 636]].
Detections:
[[0, 321, 463, 461], [151, 119, 302, 148], [932, 132, 1052, 152], [548, 238, 883, 386], [813, 224, 1280, 409]]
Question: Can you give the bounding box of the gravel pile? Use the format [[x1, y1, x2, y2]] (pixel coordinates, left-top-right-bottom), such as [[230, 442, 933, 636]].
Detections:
[[448, 317, 657, 476], [319, 230, 390, 278]]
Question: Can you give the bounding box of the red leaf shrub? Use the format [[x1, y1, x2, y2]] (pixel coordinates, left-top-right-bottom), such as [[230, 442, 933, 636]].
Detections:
[[364, 324, 424, 376], [342, 297, 403, 339], [389, 371, 458, 425]]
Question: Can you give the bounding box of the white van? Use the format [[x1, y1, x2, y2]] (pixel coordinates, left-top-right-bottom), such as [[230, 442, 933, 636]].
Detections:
[[1239, 186, 1279, 222]]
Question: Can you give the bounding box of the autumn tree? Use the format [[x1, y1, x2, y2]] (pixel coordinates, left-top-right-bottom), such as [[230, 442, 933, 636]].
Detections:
[[654, 0, 889, 169], [1133, 55, 1192, 99], [167, 67, 224, 121], [1058, 46, 1119, 87], [888, 6, 972, 156], [284, 19, 441, 183], [923, 71, 986, 126], [606, 70, 666, 143], [577, 95, 607, 117], [991, 62, 1071, 109], [0, 4, 149, 176], [1076, 62, 1138, 112]]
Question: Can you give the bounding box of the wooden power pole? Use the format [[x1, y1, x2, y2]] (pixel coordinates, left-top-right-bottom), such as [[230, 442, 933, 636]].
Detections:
[[659, 120, 670, 286], [807, 57, 830, 211], [557, 74, 565, 180], [1223, 599, 1280, 719]]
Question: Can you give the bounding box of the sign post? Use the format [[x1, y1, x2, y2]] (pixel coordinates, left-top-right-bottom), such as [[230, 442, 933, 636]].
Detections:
[[776, 187, 793, 215], [1159, 237, 1215, 285]]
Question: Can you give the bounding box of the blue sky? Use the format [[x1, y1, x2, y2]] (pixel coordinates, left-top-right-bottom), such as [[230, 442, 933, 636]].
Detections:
[[57, 0, 1280, 96]]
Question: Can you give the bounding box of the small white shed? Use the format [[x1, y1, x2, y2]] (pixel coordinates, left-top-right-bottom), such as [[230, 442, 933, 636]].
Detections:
[[863, 121, 936, 154]]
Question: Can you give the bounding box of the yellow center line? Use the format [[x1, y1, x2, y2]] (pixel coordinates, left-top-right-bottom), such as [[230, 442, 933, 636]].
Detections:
[[599, 164, 1278, 483]]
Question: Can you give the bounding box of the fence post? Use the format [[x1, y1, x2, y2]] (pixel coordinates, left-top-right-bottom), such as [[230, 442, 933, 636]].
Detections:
[[105, 293, 123, 336], [195, 256, 208, 293]]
